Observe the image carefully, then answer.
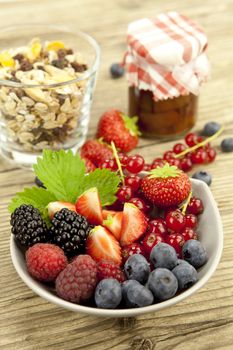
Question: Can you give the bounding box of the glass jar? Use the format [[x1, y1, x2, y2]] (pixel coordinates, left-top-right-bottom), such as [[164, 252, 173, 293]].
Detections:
[[129, 87, 198, 138], [0, 25, 100, 167]]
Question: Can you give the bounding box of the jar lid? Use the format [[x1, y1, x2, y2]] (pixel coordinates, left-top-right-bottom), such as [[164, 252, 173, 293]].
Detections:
[[124, 12, 210, 100]]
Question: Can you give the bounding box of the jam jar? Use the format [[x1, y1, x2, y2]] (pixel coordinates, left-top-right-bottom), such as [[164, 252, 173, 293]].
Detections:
[[125, 13, 210, 139], [129, 88, 198, 138]]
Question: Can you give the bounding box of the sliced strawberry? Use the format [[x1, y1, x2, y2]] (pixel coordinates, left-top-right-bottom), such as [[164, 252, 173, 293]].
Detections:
[[102, 209, 118, 220], [86, 225, 122, 265], [75, 187, 103, 225], [103, 210, 123, 241], [120, 203, 147, 246], [47, 201, 76, 219]]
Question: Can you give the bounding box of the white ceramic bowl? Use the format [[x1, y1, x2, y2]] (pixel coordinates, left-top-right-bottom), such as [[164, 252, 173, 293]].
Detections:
[[10, 179, 223, 317]]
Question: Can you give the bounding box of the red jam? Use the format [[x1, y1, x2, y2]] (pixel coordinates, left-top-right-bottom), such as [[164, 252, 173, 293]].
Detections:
[[129, 87, 198, 139]]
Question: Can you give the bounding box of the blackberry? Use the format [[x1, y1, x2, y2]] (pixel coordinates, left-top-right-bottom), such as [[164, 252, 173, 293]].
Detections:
[[50, 208, 91, 257], [11, 204, 49, 247]]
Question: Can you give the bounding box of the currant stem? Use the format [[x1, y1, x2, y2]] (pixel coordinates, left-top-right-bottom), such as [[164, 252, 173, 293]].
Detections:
[[181, 191, 193, 215], [175, 125, 225, 158], [111, 141, 125, 185]]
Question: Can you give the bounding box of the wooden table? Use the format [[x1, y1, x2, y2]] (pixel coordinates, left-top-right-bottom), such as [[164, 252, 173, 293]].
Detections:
[[1, 0, 233, 349]]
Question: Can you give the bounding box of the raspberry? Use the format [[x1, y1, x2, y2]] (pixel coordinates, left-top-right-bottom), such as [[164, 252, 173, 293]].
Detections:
[[26, 243, 68, 282], [55, 255, 98, 303], [97, 261, 125, 283]]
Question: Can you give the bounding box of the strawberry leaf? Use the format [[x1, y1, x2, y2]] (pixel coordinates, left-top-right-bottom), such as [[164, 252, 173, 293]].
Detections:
[[77, 168, 120, 206], [8, 187, 56, 226], [33, 149, 86, 203]]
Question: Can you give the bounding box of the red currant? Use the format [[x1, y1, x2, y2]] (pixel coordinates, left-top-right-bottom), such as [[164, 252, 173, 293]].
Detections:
[[180, 157, 193, 172], [163, 151, 175, 161], [101, 158, 118, 171], [117, 186, 133, 202], [148, 219, 167, 236], [119, 153, 129, 168], [185, 133, 198, 147], [126, 154, 145, 174], [124, 174, 141, 192], [197, 136, 204, 143], [184, 214, 198, 229], [129, 197, 149, 213], [165, 210, 186, 232], [167, 157, 181, 168], [122, 243, 145, 264], [180, 227, 198, 241], [106, 199, 123, 211], [206, 148, 216, 162], [173, 143, 186, 154], [187, 197, 204, 215], [166, 234, 185, 257], [151, 158, 165, 169], [191, 149, 207, 164], [143, 163, 152, 171], [142, 232, 164, 256]]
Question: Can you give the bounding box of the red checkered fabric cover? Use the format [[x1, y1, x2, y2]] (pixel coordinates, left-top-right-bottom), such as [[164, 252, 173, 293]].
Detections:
[[124, 12, 210, 101]]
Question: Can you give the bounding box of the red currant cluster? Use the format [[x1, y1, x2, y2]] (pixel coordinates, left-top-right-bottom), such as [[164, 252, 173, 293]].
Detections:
[[100, 131, 217, 177], [149, 132, 217, 173], [122, 196, 204, 262]]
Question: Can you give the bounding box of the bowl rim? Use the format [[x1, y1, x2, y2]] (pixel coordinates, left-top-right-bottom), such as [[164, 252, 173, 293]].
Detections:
[[10, 178, 223, 317], [0, 24, 101, 89]]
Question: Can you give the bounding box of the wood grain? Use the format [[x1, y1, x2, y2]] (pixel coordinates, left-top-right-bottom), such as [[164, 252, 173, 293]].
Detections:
[[1, 0, 233, 349]]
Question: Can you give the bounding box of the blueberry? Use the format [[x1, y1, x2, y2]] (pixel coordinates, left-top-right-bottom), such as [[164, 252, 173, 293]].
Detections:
[[124, 254, 150, 284], [172, 262, 198, 290], [221, 138, 233, 152], [150, 243, 178, 270], [147, 268, 178, 301], [110, 63, 125, 78], [192, 170, 212, 186], [182, 240, 207, 268], [122, 280, 154, 308], [202, 122, 221, 136], [176, 259, 190, 266], [95, 279, 122, 309], [35, 177, 46, 188]]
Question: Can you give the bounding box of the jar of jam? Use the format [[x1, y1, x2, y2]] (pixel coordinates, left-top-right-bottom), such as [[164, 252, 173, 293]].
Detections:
[[129, 88, 198, 138], [125, 13, 210, 139]]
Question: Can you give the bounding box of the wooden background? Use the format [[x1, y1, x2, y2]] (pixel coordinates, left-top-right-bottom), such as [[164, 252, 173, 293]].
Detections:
[[1, 0, 233, 349]]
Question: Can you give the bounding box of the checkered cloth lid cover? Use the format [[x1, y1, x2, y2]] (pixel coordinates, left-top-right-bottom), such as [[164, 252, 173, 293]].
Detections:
[[124, 12, 210, 101]]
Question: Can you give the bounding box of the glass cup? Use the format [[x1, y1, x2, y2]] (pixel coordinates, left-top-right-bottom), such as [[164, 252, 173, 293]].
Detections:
[[0, 25, 100, 167]]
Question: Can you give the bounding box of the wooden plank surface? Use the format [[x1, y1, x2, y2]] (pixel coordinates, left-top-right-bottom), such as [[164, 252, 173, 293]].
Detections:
[[1, 0, 233, 349]]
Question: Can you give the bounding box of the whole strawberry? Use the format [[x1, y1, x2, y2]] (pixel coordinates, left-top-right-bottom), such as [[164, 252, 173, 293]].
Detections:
[[80, 139, 113, 167], [81, 156, 96, 172], [141, 163, 191, 207], [97, 109, 139, 152]]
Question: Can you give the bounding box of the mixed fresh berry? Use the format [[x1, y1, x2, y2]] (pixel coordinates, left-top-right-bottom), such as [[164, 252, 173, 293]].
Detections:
[[9, 146, 210, 310], [10, 117, 227, 310]]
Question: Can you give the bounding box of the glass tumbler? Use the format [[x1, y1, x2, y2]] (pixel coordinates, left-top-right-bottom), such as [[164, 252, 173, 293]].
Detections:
[[0, 25, 100, 167]]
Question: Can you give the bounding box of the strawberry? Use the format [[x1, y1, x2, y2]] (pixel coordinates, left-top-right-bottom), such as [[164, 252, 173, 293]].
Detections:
[[97, 109, 139, 152], [47, 201, 76, 219], [141, 163, 191, 207], [120, 203, 147, 246], [80, 139, 113, 167], [75, 187, 103, 225], [102, 210, 123, 241], [81, 156, 96, 173], [86, 225, 122, 265]]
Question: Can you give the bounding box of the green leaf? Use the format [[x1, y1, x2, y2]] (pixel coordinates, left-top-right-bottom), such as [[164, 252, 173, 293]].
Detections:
[[77, 168, 120, 206], [148, 163, 181, 179], [8, 187, 56, 226], [33, 149, 86, 203]]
